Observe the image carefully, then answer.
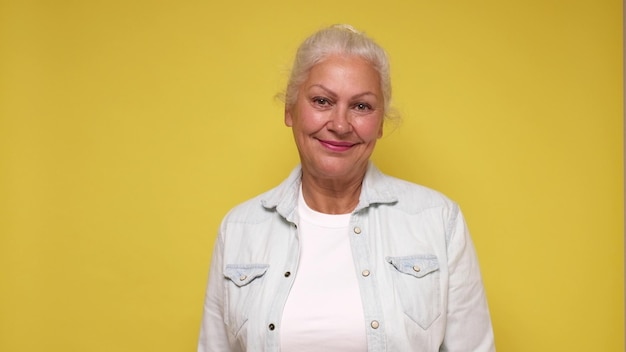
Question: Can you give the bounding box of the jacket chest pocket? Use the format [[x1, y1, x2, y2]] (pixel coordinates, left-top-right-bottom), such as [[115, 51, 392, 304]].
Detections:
[[386, 255, 441, 330], [223, 264, 269, 336]]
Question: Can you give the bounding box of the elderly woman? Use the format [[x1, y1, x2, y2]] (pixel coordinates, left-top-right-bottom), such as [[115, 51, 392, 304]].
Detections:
[[198, 25, 495, 352]]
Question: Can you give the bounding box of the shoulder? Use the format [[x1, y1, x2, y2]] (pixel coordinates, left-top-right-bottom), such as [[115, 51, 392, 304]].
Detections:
[[364, 165, 458, 215], [388, 175, 457, 212], [221, 166, 301, 225], [221, 193, 271, 225]]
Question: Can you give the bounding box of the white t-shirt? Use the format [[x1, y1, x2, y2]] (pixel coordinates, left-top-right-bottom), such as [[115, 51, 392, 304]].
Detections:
[[279, 189, 367, 352]]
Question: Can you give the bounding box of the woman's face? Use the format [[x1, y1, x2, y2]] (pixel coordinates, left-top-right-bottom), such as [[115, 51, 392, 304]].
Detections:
[[285, 55, 384, 182]]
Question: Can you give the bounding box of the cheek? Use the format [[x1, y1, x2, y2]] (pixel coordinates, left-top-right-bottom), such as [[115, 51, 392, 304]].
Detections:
[[294, 108, 326, 131], [356, 119, 384, 141]]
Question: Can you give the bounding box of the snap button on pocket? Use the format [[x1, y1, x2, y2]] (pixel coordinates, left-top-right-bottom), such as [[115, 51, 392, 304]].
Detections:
[[386, 255, 438, 278], [224, 264, 270, 287]]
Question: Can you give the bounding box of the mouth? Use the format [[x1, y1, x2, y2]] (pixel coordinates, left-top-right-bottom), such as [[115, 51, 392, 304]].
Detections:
[[317, 139, 357, 152]]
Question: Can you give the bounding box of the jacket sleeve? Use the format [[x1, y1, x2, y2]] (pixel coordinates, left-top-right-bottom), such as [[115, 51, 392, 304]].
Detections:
[[441, 206, 495, 352], [198, 233, 232, 352]]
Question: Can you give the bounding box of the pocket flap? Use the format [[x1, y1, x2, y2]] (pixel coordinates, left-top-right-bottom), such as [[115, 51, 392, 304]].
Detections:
[[385, 255, 439, 278], [224, 264, 269, 287]]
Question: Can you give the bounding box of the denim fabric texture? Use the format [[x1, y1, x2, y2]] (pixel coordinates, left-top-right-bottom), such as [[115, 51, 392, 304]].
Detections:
[[198, 163, 495, 352]]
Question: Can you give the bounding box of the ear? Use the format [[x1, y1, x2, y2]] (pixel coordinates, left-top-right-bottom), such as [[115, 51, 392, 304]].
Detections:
[[284, 108, 294, 127], [377, 120, 384, 138]]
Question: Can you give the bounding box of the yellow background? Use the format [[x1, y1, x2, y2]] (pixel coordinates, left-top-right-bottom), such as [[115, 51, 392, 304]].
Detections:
[[0, 0, 622, 351]]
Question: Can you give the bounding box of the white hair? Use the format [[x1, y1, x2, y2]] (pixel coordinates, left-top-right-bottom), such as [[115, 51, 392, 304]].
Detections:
[[284, 24, 396, 120]]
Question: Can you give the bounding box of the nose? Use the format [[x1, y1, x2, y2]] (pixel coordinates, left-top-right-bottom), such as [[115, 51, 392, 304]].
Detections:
[[327, 107, 352, 134]]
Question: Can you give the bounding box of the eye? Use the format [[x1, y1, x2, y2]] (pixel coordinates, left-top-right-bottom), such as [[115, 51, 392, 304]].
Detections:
[[312, 97, 331, 106], [354, 103, 372, 111]]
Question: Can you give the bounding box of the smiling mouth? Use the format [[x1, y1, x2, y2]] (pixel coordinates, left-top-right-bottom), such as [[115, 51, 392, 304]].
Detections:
[[318, 139, 356, 152]]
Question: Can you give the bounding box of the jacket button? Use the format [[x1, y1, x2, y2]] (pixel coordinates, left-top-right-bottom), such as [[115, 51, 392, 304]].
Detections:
[[362, 270, 370, 277], [353, 227, 362, 234], [268, 323, 275, 331], [284, 271, 291, 277], [370, 320, 380, 329], [413, 265, 421, 272], [239, 275, 247, 281]]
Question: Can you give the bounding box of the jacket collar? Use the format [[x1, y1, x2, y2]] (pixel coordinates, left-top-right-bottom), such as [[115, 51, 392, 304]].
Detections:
[[260, 162, 398, 222], [357, 162, 399, 211]]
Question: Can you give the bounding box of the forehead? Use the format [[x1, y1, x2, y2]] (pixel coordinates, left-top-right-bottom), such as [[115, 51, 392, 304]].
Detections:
[[304, 55, 382, 95]]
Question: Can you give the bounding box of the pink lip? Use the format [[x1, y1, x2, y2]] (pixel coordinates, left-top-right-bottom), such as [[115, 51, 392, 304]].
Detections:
[[318, 139, 356, 152]]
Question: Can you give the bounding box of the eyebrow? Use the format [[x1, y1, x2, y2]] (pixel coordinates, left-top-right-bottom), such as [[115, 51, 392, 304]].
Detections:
[[308, 84, 378, 100]]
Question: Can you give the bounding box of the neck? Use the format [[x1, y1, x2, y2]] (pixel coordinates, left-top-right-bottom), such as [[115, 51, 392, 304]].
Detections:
[[300, 171, 365, 214]]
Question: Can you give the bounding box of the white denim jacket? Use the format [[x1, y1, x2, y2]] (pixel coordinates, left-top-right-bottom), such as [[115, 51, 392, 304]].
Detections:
[[198, 163, 495, 352]]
